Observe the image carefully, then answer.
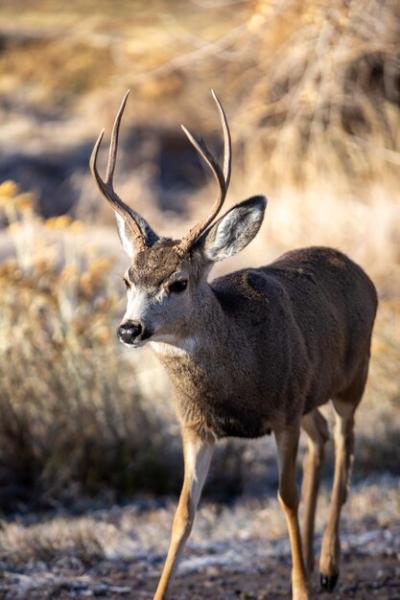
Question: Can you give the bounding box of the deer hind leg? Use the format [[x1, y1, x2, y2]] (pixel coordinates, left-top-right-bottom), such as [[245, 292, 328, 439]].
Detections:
[[275, 422, 310, 600], [153, 428, 214, 600], [319, 362, 368, 592], [301, 409, 329, 575]]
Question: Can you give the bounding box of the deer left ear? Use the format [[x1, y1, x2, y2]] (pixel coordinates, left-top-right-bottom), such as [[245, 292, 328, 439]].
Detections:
[[197, 195, 267, 262], [115, 213, 159, 258]]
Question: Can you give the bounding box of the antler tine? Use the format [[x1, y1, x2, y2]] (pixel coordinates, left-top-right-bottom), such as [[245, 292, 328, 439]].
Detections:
[[180, 125, 226, 195], [211, 89, 231, 188], [105, 90, 130, 184], [90, 91, 146, 251], [178, 92, 232, 253]]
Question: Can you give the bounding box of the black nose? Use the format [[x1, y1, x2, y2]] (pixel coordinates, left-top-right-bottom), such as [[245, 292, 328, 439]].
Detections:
[[117, 320, 143, 345]]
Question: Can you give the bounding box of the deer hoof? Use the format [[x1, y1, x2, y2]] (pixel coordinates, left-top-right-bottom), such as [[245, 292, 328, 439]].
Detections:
[[320, 572, 339, 592]]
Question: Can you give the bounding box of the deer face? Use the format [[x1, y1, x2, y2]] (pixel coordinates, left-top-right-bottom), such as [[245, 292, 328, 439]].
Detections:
[[116, 192, 266, 347], [90, 92, 266, 348], [117, 240, 193, 347]]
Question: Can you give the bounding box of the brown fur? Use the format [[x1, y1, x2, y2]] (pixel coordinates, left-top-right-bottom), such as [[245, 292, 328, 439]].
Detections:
[[149, 243, 377, 600], [157, 246, 377, 442], [128, 239, 182, 289]]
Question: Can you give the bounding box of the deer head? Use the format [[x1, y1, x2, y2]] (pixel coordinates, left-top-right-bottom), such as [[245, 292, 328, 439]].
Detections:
[[90, 91, 267, 347]]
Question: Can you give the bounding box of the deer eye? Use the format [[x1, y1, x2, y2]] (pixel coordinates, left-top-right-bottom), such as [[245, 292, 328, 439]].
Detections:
[[168, 279, 188, 294], [123, 277, 131, 289]]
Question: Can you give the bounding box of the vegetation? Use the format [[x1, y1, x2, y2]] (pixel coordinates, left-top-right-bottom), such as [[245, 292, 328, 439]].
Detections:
[[0, 182, 174, 507]]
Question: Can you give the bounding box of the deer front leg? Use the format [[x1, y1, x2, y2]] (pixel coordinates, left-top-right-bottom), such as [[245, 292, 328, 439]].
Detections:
[[153, 428, 214, 600], [275, 423, 310, 600]]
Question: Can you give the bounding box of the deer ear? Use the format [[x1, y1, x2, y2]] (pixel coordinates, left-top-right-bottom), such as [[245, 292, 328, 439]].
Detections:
[[197, 195, 267, 262], [115, 213, 159, 258]]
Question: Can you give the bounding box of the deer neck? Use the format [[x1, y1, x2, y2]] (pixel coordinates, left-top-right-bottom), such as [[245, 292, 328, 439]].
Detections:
[[149, 285, 255, 439]]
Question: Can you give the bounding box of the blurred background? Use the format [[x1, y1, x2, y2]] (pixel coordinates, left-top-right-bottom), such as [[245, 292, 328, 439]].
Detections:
[[0, 0, 399, 596]]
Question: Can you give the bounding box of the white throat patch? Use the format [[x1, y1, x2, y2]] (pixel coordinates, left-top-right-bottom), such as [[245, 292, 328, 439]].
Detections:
[[150, 335, 197, 356]]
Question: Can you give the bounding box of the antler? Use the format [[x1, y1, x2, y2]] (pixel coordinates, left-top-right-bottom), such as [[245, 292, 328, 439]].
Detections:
[[90, 90, 147, 252], [178, 90, 232, 254]]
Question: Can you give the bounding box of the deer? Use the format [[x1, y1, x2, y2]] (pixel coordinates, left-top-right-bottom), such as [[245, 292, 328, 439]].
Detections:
[[90, 90, 378, 600]]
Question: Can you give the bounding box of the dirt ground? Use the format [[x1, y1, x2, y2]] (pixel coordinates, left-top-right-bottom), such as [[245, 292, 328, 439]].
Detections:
[[1, 554, 399, 599], [117, 556, 400, 599], [0, 477, 399, 599]]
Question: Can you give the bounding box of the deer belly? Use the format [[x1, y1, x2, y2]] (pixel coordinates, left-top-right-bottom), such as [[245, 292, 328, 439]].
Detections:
[[204, 403, 271, 439]]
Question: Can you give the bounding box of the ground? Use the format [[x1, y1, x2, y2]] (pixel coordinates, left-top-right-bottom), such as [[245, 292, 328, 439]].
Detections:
[[3, 555, 399, 599], [1, 475, 399, 599]]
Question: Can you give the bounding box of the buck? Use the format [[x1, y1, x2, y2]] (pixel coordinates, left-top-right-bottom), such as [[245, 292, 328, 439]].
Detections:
[[90, 91, 377, 600]]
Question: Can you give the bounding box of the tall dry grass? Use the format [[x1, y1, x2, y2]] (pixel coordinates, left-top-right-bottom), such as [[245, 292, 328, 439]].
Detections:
[[233, 0, 400, 187], [0, 181, 177, 508]]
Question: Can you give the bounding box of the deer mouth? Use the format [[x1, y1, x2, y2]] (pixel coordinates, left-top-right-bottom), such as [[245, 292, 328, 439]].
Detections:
[[138, 327, 153, 344], [120, 339, 145, 349]]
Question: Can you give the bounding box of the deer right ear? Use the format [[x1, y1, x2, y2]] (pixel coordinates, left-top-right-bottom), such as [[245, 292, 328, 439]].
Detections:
[[115, 213, 159, 258], [197, 195, 267, 262]]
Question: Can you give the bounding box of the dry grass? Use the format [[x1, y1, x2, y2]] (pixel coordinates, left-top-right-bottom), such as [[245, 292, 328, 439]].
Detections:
[[236, 0, 400, 187], [0, 182, 179, 507]]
